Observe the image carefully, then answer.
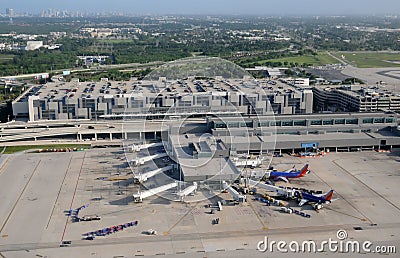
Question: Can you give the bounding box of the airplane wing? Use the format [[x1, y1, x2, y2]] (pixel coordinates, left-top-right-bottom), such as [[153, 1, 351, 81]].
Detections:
[[315, 199, 338, 210], [298, 199, 308, 207], [275, 176, 289, 183], [284, 165, 296, 172]]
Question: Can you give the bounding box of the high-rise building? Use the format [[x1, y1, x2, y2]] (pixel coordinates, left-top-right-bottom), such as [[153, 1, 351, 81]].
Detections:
[[6, 8, 15, 17]]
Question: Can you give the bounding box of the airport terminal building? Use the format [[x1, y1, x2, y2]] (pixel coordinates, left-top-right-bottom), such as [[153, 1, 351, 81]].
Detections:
[[313, 85, 400, 112], [156, 111, 400, 186], [12, 78, 313, 121], [166, 132, 240, 183], [6, 78, 400, 158], [207, 112, 400, 153]]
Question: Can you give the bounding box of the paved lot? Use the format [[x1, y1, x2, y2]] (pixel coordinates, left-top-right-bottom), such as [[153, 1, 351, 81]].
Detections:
[[341, 66, 400, 93], [0, 148, 398, 257]]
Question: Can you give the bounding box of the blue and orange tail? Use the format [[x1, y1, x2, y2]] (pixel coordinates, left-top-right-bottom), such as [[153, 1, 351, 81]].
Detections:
[[297, 164, 309, 177], [324, 190, 334, 201]]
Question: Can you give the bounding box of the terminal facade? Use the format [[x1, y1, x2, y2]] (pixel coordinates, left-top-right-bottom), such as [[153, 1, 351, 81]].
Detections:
[[12, 78, 313, 121], [7, 78, 400, 162], [313, 85, 400, 112], [13, 79, 400, 122], [207, 112, 400, 153]]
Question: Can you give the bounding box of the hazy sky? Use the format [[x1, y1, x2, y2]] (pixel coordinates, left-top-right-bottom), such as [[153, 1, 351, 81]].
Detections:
[[2, 0, 400, 15]]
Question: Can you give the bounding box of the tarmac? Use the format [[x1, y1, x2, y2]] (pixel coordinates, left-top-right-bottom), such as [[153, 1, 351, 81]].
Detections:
[[0, 148, 398, 257], [341, 66, 400, 91]]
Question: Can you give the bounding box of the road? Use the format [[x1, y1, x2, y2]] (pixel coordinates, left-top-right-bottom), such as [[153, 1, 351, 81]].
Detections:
[[0, 61, 164, 80], [326, 51, 349, 65], [2, 222, 396, 253]]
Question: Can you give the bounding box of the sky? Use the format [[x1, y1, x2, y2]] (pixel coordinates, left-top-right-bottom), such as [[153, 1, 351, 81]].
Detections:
[[1, 0, 400, 16]]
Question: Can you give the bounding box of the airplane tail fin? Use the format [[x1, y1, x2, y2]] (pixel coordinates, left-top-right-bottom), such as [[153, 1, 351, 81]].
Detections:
[[297, 164, 309, 177], [324, 190, 334, 201]]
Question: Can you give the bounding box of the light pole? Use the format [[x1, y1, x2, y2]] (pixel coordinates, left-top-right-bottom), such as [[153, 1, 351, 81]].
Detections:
[[219, 154, 223, 192]]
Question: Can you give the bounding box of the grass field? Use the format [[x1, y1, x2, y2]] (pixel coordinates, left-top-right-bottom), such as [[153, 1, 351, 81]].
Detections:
[[0, 54, 15, 59], [3, 144, 91, 154], [332, 52, 400, 68], [0, 54, 15, 64], [252, 52, 339, 67]]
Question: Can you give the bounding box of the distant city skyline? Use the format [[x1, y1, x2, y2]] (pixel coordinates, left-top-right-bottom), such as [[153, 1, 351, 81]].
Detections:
[[1, 0, 400, 16]]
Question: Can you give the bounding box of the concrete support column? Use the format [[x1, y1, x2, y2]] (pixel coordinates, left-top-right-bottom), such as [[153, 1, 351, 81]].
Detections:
[[124, 132, 128, 140], [139, 132, 142, 141], [110, 133, 113, 141], [77, 133, 80, 141], [154, 131, 157, 140], [94, 133, 97, 141]]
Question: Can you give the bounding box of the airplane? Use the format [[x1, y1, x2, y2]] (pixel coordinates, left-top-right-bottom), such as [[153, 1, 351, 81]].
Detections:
[[267, 164, 310, 183], [297, 189, 335, 210], [246, 179, 335, 210]]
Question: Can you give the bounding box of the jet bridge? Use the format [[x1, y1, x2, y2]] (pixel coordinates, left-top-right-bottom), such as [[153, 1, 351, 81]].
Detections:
[[222, 181, 246, 203], [246, 179, 296, 198], [130, 153, 168, 166], [133, 182, 178, 203], [133, 165, 173, 183], [130, 142, 164, 152], [177, 182, 198, 200]]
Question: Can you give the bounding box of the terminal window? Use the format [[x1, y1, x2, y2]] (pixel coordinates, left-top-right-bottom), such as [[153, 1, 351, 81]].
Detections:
[[282, 121, 293, 126], [374, 118, 384, 123], [345, 118, 358, 124], [334, 119, 345, 124], [240, 121, 253, 127], [271, 121, 281, 126], [322, 120, 334, 125], [215, 122, 227, 128], [258, 121, 268, 127], [310, 120, 322, 125], [294, 120, 306, 126], [227, 122, 239, 128], [363, 118, 373, 124]]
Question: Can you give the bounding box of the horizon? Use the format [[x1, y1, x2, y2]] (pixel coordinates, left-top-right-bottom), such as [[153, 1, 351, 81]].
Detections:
[[1, 0, 400, 16]]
